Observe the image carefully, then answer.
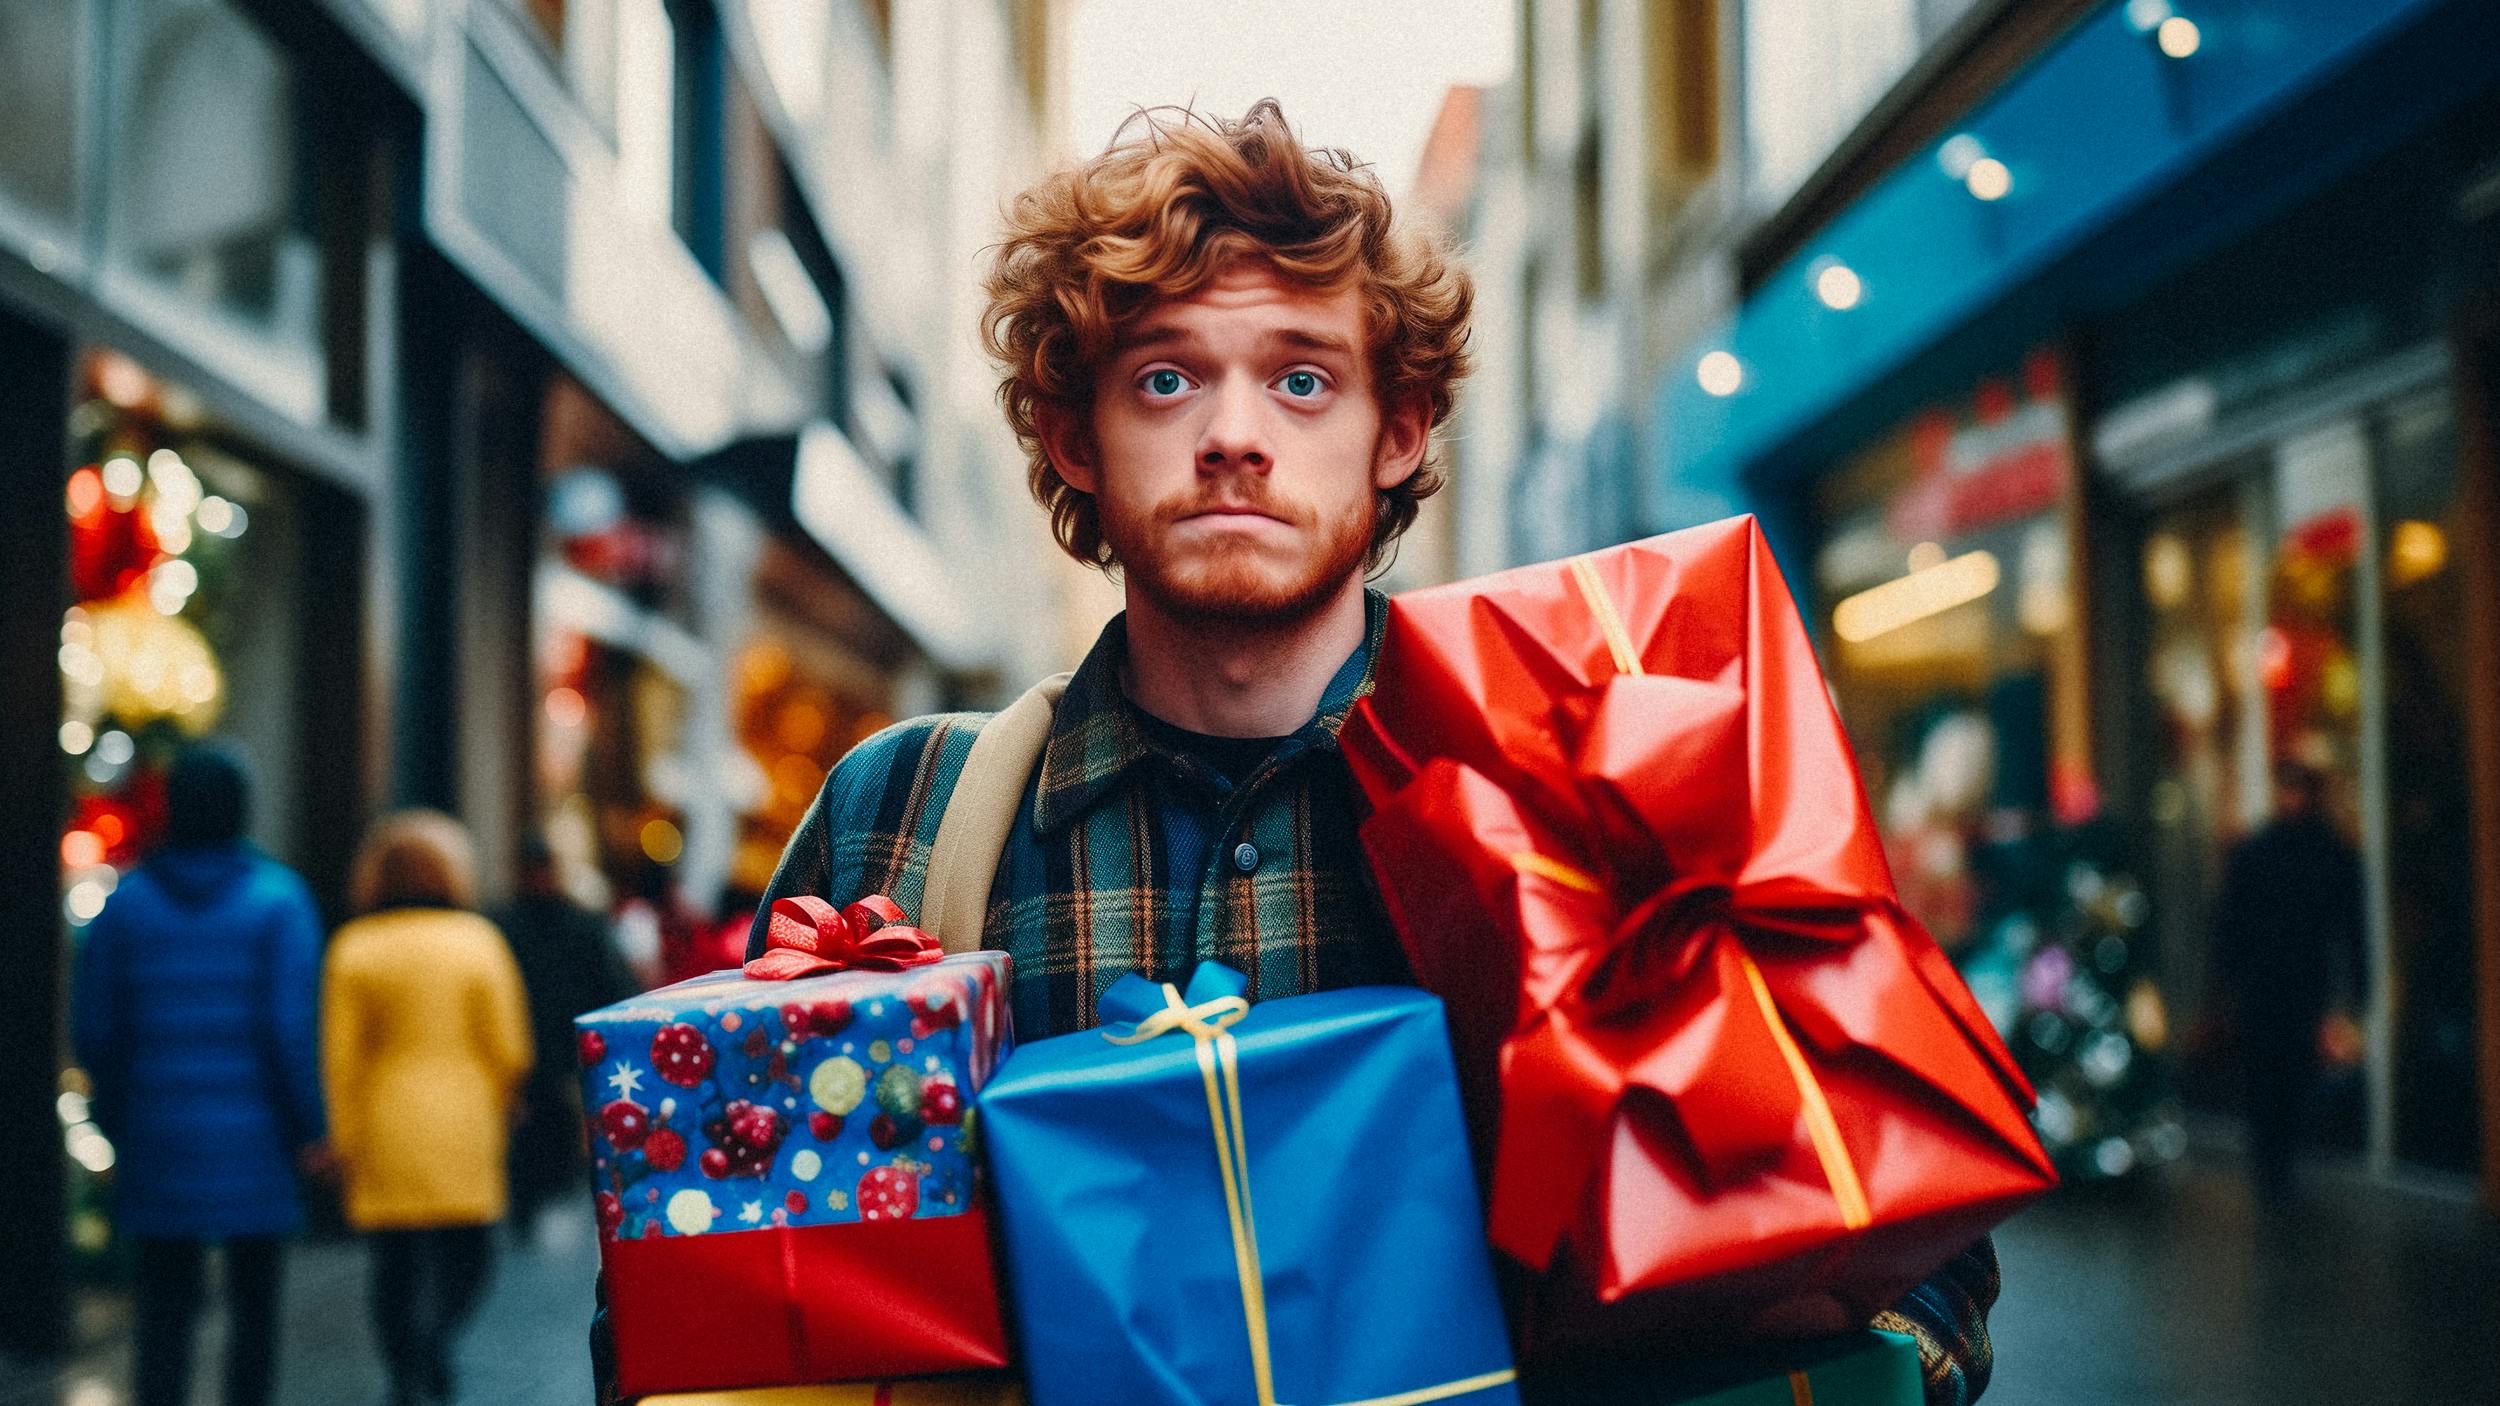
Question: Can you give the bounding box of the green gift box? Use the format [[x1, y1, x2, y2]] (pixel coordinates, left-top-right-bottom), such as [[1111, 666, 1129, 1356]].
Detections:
[[1668, 1332, 1921, 1406], [1526, 1331, 1922, 1406]]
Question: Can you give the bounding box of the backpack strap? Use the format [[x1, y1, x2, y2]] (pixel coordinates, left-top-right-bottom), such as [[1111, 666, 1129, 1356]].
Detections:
[[922, 672, 1068, 953]]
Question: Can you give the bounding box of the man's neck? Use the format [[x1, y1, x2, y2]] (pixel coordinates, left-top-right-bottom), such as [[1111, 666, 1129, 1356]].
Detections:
[[1119, 576, 1367, 738]]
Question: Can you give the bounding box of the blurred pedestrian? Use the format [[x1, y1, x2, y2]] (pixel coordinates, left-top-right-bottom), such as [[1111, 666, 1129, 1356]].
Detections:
[[70, 746, 326, 1406], [322, 811, 533, 1405], [2212, 759, 2367, 1204], [494, 834, 637, 1242]]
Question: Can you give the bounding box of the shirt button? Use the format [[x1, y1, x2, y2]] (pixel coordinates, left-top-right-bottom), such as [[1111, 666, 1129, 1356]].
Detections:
[[1232, 841, 1261, 873]]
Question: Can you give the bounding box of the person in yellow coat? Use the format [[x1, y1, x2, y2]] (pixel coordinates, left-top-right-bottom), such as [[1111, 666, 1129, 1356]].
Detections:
[[320, 810, 532, 1406]]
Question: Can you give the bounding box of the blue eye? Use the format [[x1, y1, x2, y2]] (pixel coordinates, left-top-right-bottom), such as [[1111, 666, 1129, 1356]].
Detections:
[[1279, 371, 1323, 398], [1144, 369, 1187, 397]]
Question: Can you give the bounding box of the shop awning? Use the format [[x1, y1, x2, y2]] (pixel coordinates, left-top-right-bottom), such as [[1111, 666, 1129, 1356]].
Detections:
[[1649, 0, 2493, 520]]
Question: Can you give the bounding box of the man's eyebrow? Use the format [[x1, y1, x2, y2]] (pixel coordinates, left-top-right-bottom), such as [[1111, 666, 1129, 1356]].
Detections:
[[1273, 328, 1358, 358], [1114, 325, 1192, 357]]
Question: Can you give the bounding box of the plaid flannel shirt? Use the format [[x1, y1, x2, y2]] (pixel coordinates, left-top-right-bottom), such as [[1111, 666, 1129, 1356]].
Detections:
[[740, 589, 1999, 1405]]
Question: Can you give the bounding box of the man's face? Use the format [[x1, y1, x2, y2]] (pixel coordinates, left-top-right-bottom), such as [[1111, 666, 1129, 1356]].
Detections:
[[1044, 261, 1426, 624]]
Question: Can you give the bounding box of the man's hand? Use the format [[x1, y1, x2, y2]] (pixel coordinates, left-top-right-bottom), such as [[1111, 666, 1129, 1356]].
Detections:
[[1744, 1290, 1861, 1340]]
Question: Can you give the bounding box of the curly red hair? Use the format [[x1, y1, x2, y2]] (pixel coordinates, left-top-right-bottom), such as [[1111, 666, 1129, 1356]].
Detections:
[[983, 99, 1473, 573]]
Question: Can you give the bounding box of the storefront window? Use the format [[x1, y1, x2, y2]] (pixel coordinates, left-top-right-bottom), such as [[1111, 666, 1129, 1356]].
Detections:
[[1815, 349, 2088, 953], [728, 613, 894, 903], [2373, 390, 2477, 1172], [57, 349, 310, 1271], [2137, 477, 2260, 1033], [533, 376, 703, 982], [2124, 380, 2481, 1173], [0, 0, 83, 243], [1815, 348, 2179, 1180]]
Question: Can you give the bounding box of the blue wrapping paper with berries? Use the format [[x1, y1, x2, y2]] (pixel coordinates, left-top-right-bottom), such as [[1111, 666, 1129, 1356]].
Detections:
[[977, 962, 1521, 1406], [576, 901, 1014, 1397]]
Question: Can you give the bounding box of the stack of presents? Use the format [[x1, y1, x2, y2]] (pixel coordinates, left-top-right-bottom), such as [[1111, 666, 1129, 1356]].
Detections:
[[577, 519, 2059, 1406]]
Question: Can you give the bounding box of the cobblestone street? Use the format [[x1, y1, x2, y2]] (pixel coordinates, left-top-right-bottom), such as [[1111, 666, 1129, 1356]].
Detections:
[[5, 1146, 2495, 1406]]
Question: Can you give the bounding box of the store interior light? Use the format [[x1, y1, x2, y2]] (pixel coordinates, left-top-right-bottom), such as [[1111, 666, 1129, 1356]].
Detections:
[[2156, 16, 2200, 58], [148, 559, 199, 615], [1937, 133, 1986, 181], [1907, 541, 1947, 572], [2143, 532, 2194, 607], [1833, 549, 2001, 643], [1813, 261, 1864, 311], [101, 457, 143, 500], [2125, 0, 2175, 32], [2388, 518, 2446, 587], [1696, 350, 1745, 397], [59, 720, 94, 755], [61, 830, 105, 869], [65, 878, 110, 925], [1965, 157, 2013, 202], [66, 468, 103, 518], [639, 817, 685, 865]]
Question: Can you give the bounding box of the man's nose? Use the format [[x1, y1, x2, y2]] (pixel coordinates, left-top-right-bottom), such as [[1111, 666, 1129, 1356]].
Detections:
[[1197, 378, 1271, 471]]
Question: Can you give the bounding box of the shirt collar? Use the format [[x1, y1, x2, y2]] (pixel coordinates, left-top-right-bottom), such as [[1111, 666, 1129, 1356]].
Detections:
[[1032, 589, 1389, 836]]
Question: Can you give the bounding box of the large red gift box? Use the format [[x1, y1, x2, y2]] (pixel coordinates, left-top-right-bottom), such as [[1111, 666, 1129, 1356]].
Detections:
[[1341, 516, 2056, 1356]]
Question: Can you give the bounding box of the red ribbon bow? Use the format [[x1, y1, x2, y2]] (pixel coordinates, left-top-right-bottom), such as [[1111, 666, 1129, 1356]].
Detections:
[[745, 894, 942, 980]]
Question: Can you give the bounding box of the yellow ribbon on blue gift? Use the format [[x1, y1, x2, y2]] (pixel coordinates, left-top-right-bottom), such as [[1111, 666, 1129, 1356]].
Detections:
[[1104, 983, 1519, 1406]]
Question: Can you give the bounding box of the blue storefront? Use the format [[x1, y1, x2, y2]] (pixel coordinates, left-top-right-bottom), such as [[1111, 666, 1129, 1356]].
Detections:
[[1648, 0, 2500, 1197]]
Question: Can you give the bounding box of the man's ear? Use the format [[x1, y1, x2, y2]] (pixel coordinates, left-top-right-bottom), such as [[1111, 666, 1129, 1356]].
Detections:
[[1372, 395, 1431, 491], [1035, 401, 1100, 496]]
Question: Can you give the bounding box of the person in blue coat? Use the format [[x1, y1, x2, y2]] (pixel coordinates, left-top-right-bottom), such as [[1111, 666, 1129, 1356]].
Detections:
[[72, 747, 326, 1406]]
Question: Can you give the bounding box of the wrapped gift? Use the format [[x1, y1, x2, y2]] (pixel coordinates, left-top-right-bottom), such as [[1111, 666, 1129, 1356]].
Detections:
[[640, 1374, 1023, 1406], [1340, 517, 2056, 1356], [1521, 1331, 1922, 1406], [578, 896, 1013, 1398], [978, 963, 1521, 1406]]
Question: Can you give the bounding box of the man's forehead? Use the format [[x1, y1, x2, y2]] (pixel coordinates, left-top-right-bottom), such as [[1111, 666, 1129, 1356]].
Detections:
[[1118, 263, 1363, 351]]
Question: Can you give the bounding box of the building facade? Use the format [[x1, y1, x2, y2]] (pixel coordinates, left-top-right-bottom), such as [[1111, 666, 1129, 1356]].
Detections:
[[1469, 0, 2500, 1205], [0, 0, 1066, 1357]]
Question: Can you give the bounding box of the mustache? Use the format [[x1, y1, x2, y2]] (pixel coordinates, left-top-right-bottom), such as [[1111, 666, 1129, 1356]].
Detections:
[[1149, 483, 1314, 530]]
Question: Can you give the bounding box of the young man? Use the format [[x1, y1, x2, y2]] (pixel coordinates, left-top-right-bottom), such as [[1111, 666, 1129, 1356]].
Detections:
[[741, 101, 1999, 1402]]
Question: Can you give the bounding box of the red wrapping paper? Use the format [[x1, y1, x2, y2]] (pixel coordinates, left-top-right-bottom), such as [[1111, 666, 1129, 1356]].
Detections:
[[1341, 517, 2056, 1354], [607, 1212, 1008, 1395]]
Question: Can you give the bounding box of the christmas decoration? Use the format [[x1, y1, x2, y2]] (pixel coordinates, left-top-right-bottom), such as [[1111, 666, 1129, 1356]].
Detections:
[[1957, 823, 2186, 1181]]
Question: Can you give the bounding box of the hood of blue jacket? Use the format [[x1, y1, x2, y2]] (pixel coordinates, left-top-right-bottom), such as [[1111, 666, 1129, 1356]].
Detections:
[[144, 844, 262, 907]]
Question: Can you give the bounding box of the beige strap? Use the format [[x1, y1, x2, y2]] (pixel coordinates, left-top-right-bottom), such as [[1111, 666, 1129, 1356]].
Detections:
[[922, 673, 1069, 953]]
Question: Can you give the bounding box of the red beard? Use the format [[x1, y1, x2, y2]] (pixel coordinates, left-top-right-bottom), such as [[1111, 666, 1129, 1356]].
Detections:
[[1102, 471, 1376, 626]]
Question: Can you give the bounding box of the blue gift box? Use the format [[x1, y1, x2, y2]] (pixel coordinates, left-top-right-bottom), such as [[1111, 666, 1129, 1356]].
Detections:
[[978, 963, 1521, 1406]]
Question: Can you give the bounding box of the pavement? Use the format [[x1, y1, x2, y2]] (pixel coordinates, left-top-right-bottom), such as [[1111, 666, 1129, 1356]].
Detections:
[[2, 1151, 2494, 1406], [1987, 1154, 2500, 1406], [0, 1210, 599, 1406]]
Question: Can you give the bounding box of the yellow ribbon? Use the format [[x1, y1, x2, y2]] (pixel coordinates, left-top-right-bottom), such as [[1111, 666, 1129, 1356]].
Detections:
[[1104, 984, 1518, 1406], [1788, 1369, 1816, 1406], [1524, 557, 1875, 1234]]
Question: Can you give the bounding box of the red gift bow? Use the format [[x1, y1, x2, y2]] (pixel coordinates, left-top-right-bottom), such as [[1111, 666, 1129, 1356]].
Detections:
[[744, 894, 942, 980]]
